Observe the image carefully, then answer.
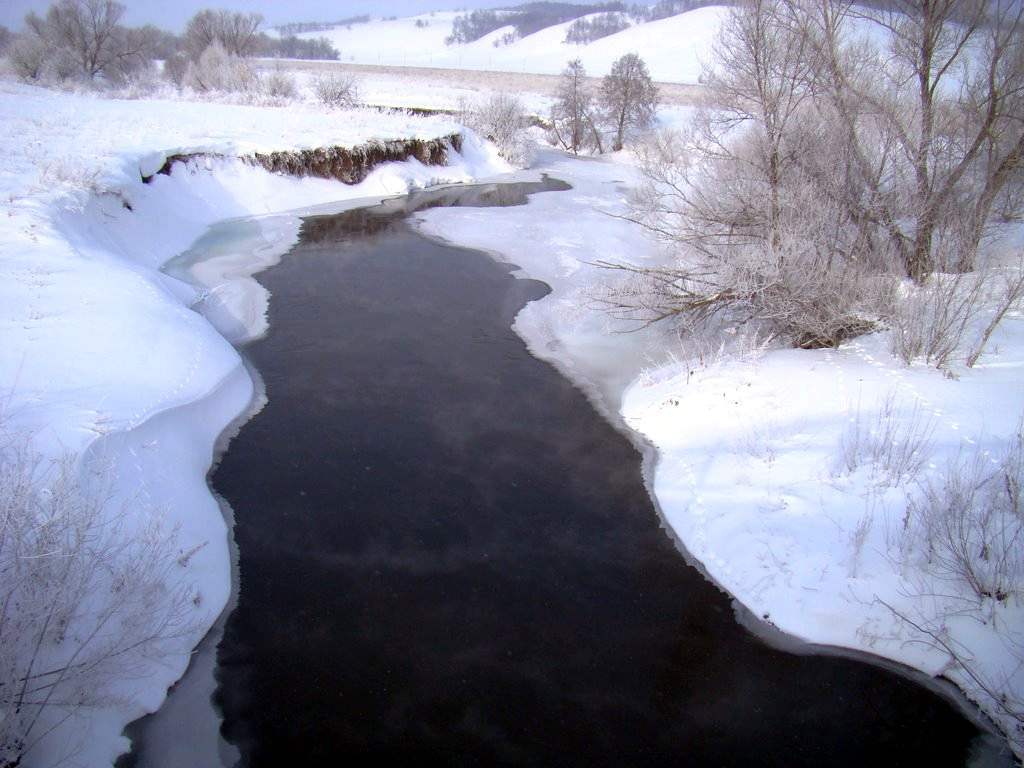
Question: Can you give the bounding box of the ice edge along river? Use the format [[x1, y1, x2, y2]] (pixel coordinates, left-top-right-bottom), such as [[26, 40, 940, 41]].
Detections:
[[12, 132, 509, 767]]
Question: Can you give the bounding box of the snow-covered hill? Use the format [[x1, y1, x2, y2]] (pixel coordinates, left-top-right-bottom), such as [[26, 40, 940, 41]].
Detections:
[[298, 7, 728, 83]]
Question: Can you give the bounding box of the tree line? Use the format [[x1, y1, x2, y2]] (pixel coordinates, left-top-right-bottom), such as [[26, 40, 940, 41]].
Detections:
[[4, 0, 339, 88]]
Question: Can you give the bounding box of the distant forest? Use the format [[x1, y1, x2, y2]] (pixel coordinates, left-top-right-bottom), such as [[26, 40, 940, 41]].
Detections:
[[446, 3, 627, 45], [274, 16, 371, 36], [446, 0, 730, 46]]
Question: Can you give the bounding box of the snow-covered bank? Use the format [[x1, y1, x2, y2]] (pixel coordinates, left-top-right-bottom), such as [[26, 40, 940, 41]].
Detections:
[[413, 148, 1023, 761], [0, 81, 507, 766]]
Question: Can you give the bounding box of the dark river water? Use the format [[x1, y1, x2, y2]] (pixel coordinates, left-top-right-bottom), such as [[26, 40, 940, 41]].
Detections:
[[132, 179, 994, 767]]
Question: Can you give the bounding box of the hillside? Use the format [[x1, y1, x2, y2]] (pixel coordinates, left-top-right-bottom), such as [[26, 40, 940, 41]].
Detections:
[[296, 7, 728, 83]]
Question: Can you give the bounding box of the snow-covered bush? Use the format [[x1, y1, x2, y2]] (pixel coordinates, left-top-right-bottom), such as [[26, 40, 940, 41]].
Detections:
[[458, 93, 532, 167], [109, 61, 163, 99], [612, 0, 1024, 347], [0, 437, 197, 768], [312, 71, 360, 108], [184, 40, 259, 95], [261, 69, 298, 100]]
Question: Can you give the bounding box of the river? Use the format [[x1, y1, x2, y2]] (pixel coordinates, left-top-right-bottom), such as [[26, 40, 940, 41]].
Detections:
[[123, 178, 994, 767]]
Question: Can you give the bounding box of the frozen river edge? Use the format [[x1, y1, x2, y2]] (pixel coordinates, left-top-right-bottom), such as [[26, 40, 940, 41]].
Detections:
[[10, 131, 508, 767]]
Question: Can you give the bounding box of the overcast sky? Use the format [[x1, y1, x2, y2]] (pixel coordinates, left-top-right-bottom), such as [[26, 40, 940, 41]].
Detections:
[[0, 1, 531, 32]]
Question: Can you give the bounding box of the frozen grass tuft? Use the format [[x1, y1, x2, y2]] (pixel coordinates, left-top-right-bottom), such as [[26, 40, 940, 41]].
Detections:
[[906, 424, 1024, 604], [836, 392, 936, 487]]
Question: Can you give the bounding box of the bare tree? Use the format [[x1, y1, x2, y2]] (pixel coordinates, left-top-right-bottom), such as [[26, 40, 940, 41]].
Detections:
[[613, 0, 1024, 353], [0, 26, 12, 55], [700, 0, 821, 251], [24, 0, 157, 83], [802, 0, 1024, 280], [17, 0, 158, 84], [600, 0, 897, 347], [183, 9, 263, 61], [0, 438, 198, 768], [599, 53, 659, 151], [551, 59, 603, 154]]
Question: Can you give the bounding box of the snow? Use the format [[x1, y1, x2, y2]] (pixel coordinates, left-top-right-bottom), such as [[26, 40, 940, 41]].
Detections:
[[299, 12, 461, 67], [413, 148, 1024, 761], [0, 80, 506, 766], [301, 7, 729, 83], [3, 47, 1021, 763]]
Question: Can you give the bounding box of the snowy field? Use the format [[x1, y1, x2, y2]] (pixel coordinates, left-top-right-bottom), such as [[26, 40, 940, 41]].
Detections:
[[258, 60, 704, 114], [293, 7, 727, 83], [0, 79, 506, 766]]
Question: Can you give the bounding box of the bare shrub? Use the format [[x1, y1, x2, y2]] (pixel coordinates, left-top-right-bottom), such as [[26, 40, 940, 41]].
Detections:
[[604, 1, 900, 347], [618, 0, 1024, 357], [162, 51, 189, 87], [458, 93, 532, 166], [184, 40, 258, 95], [312, 71, 360, 108], [889, 273, 985, 368], [0, 438, 197, 767], [966, 262, 1024, 368], [261, 68, 297, 100], [108, 60, 162, 99], [836, 393, 936, 487], [7, 36, 48, 82], [878, 597, 1024, 757], [888, 261, 1024, 370], [907, 427, 1024, 604]]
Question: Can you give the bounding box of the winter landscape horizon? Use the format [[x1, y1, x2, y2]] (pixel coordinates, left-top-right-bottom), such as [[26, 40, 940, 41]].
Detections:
[[0, 1, 1022, 766]]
